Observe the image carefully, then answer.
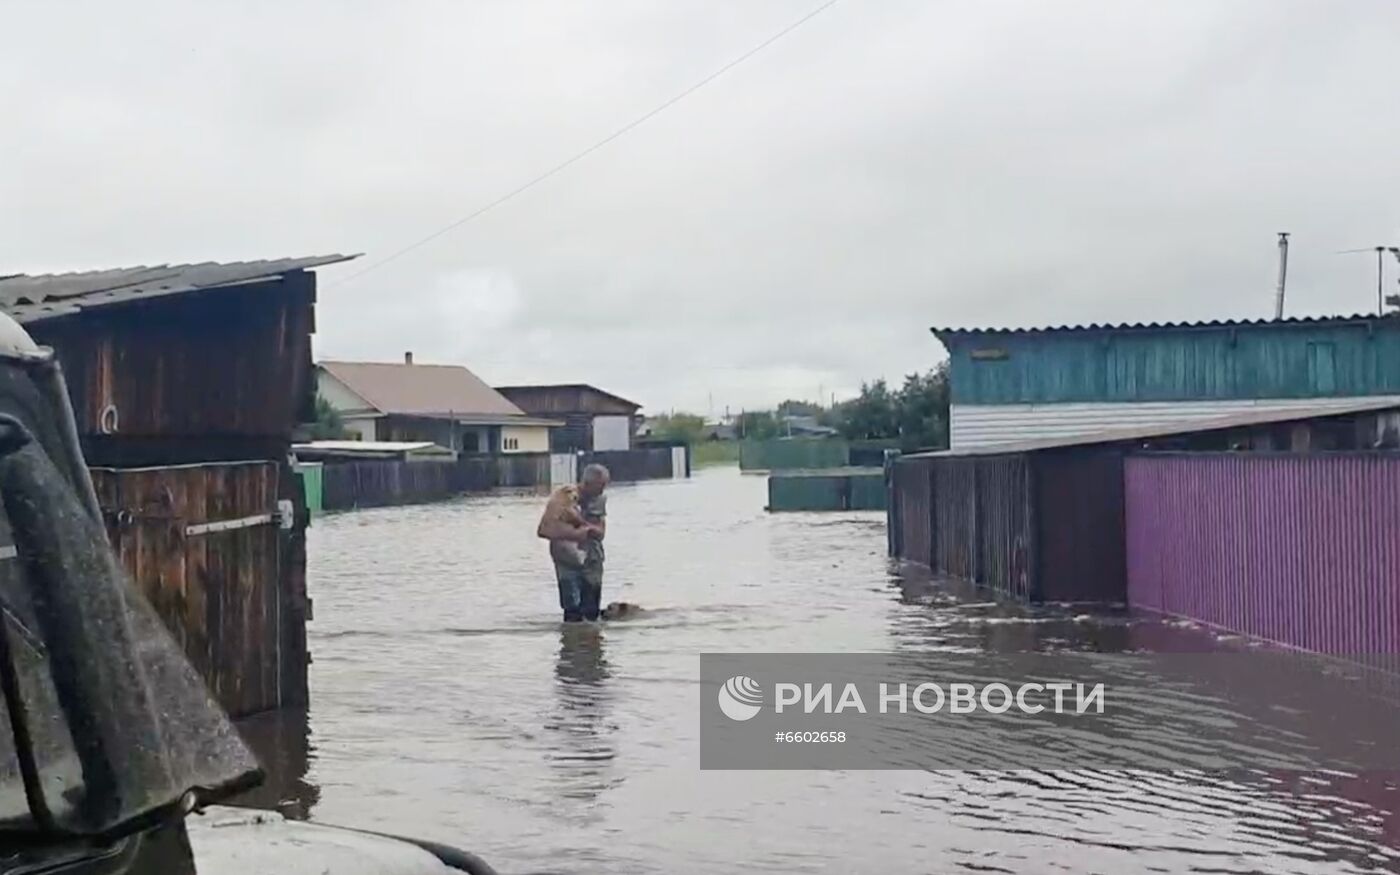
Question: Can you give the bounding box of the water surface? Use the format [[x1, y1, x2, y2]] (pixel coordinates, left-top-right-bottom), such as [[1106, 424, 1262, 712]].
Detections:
[[239, 467, 1400, 874]]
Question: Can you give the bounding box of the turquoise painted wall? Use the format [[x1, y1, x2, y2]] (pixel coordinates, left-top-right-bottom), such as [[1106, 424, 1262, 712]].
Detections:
[[942, 320, 1400, 405]]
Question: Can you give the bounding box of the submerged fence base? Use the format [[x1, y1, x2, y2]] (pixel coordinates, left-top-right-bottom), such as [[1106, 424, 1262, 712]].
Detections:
[[1125, 453, 1400, 659], [889, 450, 1125, 603], [767, 467, 886, 511]]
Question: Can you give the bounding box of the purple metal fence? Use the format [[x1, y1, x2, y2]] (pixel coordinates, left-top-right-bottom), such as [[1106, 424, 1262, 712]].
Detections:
[[1125, 453, 1400, 656]]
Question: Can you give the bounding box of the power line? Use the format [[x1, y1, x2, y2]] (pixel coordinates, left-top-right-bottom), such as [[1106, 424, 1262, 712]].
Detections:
[[334, 0, 842, 287]]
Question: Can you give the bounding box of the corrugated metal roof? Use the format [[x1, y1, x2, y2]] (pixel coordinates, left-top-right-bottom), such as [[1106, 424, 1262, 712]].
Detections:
[[931, 313, 1400, 339], [910, 396, 1400, 458], [0, 254, 358, 323], [320, 360, 532, 420]]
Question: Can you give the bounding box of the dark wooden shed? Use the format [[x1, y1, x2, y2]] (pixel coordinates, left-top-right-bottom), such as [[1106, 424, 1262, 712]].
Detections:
[[0, 254, 355, 718], [495, 383, 641, 452]]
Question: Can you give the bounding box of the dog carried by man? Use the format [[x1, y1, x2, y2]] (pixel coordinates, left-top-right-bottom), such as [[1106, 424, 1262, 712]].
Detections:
[[537, 463, 611, 622]]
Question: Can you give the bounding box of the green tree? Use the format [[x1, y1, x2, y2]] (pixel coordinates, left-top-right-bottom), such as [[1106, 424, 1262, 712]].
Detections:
[[828, 364, 950, 451], [896, 362, 950, 451], [834, 379, 900, 440], [649, 412, 707, 444], [308, 395, 350, 440], [737, 410, 783, 440], [776, 399, 823, 418]]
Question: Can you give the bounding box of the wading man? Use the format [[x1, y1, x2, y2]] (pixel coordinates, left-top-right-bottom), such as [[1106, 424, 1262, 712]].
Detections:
[[538, 463, 610, 621]]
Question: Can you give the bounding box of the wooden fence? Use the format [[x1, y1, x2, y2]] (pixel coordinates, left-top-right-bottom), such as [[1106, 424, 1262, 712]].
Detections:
[[319, 448, 685, 512], [584, 447, 679, 482], [91, 460, 308, 719]]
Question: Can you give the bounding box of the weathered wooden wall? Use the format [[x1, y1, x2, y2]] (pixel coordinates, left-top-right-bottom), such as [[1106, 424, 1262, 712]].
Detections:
[[30, 276, 316, 467], [322, 460, 469, 511], [91, 461, 305, 720]]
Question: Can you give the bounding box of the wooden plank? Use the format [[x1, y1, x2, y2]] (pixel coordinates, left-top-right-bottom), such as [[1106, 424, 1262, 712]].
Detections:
[[183, 469, 211, 684], [87, 460, 291, 718]]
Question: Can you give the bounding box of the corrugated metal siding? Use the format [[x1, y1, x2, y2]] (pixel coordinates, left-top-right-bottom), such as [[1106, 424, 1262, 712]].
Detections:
[[975, 457, 1033, 600], [932, 459, 975, 580], [1035, 450, 1127, 602], [1125, 453, 1400, 657], [890, 449, 1128, 602], [947, 322, 1400, 406], [892, 457, 933, 565], [950, 396, 1400, 450]]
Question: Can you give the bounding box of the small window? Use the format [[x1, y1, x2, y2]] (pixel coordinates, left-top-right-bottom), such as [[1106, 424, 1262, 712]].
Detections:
[[503, 436, 519, 451]]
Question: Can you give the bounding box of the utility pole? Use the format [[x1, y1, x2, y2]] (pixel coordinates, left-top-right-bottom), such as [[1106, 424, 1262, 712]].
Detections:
[[1273, 232, 1290, 319], [1378, 247, 1385, 316], [1338, 245, 1400, 315]]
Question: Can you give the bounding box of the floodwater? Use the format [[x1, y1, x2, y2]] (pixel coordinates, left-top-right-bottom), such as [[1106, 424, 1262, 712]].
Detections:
[[237, 466, 1400, 874]]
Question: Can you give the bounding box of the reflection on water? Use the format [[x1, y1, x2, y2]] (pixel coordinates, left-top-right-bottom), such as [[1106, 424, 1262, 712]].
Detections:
[[232, 706, 318, 820], [547, 624, 619, 805], [229, 468, 1400, 874]]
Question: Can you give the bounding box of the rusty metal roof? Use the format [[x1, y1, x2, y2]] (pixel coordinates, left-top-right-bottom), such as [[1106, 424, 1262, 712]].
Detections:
[[908, 396, 1400, 458], [931, 313, 1400, 339], [0, 254, 358, 323]]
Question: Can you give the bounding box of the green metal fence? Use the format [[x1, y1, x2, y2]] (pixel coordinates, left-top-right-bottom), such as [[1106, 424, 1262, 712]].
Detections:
[[766, 467, 887, 511], [294, 462, 323, 517]]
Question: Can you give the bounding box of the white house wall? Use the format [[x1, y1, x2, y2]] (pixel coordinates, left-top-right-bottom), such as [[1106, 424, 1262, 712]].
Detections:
[[317, 371, 376, 416], [500, 424, 550, 454], [950, 396, 1400, 450], [592, 415, 631, 451]]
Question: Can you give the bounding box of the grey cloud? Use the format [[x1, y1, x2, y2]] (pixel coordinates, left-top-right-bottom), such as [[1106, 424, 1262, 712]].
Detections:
[[4, 0, 1398, 413]]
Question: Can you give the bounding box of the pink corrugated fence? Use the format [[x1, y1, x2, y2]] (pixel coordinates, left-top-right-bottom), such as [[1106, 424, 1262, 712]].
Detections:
[[1125, 454, 1400, 655]]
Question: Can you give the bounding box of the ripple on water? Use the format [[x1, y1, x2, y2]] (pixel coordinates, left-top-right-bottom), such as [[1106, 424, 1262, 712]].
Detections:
[[229, 467, 1400, 875]]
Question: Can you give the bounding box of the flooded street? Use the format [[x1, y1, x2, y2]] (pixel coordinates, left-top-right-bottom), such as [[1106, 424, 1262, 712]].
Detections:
[[240, 467, 1400, 874]]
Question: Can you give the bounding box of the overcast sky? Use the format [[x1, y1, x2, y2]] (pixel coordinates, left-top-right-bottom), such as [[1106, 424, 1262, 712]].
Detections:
[[4, 1, 1399, 416]]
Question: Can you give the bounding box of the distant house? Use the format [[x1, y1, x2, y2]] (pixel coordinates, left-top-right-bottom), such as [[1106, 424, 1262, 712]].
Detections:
[[781, 415, 838, 438], [291, 440, 458, 464], [318, 355, 560, 454], [703, 421, 738, 441], [933, 314, 1400, 450], [495, 383, 642, 452]]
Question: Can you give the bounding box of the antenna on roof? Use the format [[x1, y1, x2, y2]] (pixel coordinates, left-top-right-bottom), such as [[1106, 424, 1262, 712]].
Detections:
[[1337, 245, 1400, 315], [1273, 232, 1290, 320]]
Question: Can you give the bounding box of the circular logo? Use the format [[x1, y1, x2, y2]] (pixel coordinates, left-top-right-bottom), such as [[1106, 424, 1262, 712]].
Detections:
[[717, 675, 763, 721]]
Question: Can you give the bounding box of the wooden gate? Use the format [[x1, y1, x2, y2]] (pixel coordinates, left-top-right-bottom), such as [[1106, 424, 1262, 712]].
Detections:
[[91, 461, 294, 718]]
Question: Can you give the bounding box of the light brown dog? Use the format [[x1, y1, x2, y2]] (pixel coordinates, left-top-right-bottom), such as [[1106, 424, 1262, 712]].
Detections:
[[538, 485, 590, 567]]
